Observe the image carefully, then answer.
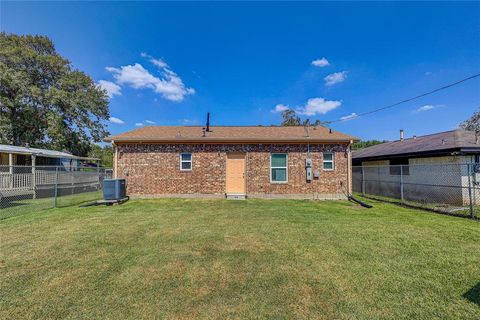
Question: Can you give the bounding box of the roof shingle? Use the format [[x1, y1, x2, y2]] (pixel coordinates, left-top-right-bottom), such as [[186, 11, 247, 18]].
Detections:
[[104, 126, 357, 143], [353, 130, 480, 160]]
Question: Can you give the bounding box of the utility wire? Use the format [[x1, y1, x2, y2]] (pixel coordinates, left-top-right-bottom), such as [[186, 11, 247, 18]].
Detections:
[[326, 72, 480, 124]]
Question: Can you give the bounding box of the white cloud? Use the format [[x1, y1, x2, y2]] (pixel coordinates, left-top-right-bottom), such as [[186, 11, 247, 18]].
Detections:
[[97, 80, 121, 98], [340, 112, 358, 121], [135, 120, 156, 126], [425, 71, 432, 76], [271, 104, 289, 113], [416, 104, 436, 112], [106, 54, 195, 102], [106, 63, 158, 89], [324, 71, 347, 86], [181, 119, 198, 125], [312, 57, 330, 67], [141, 52, 168, 68], [109, 117, 125, 124], [296, 97, 342, 116]]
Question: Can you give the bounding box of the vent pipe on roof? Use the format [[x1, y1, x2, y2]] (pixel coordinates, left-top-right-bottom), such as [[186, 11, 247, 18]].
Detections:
[[400, 129, 404, 141], [304, 126, 310, 137], [413, 135, 417, 140]]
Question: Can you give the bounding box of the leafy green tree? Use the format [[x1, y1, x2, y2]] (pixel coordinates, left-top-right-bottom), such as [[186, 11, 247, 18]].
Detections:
[[352, 140, 387, 150], [88, 144, 113, 167], [280, 109, 327, 127], [460, 108, 480, 133], [280, 109, 302, 126], [0, 33, 109, 156]]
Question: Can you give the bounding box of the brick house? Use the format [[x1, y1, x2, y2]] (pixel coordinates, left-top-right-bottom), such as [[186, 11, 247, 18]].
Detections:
[[104, 126, 358, 199]]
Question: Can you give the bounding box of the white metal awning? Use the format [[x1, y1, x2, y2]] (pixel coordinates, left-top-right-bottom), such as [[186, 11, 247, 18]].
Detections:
[[0, 144, 99, 161]]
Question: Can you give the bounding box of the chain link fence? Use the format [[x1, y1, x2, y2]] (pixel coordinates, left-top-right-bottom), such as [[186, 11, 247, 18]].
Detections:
[[353, 163, 480, 219], [0, 165, 112, 220]]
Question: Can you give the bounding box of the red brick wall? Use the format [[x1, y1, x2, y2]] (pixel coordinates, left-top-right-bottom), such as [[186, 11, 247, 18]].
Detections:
[[115, 143, 350, 198]]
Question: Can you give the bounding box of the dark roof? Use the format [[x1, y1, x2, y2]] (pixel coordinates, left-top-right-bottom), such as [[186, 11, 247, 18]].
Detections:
[[104, 126, 358, 143], [353, 130, 480, 161]]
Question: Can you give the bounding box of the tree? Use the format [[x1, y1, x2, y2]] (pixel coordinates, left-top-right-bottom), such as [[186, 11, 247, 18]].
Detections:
[[352, 140, 387, 150], [88, 144, 113, 167], [460, 108, 480, 133], [280, 109, 302, 126], [0, 33, 110, 156], [280, 109, 328, 127]]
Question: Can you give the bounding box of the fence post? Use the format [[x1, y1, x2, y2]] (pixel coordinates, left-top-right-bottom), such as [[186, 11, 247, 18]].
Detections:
[[97, 161, 100, 191], [54, 167, 59, 208], [31, 155, 36, 199], [8, 154, 13, 189], [361, 166, 365, 195], [467, 163, 474, 219], [400, 165, 404, 203]]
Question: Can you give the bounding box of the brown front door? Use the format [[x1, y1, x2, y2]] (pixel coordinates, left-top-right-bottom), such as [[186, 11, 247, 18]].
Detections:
[[226, 153, 246, 194]]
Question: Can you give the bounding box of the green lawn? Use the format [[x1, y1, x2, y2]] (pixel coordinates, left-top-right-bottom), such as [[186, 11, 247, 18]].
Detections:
[[354, 192, 480, 219], [0, 190, 102, 220], [1, 199, 479, 319]]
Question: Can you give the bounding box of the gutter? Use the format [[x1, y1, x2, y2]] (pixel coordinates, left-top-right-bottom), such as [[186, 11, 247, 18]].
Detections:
[[103, 138, 358, 144]]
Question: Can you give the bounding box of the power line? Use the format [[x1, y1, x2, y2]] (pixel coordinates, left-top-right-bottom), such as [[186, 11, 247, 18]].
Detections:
[[327, 72, 480, 124]]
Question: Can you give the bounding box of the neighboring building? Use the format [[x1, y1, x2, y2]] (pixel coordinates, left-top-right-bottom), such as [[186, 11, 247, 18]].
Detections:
[[0, 144, 99, 197], [104, 126, 358, 199], [352, 130, 480, 205], [0, 144, 96, 170]]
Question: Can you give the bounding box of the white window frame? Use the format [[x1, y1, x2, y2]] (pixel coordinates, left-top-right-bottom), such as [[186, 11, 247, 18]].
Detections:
[[270, 153, 288, 183], [323, 152, 335, 171], [180, 153, 192, 171]]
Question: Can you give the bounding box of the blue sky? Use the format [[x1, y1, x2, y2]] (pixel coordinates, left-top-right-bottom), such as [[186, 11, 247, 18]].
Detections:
[[2, 2, 479, 141]]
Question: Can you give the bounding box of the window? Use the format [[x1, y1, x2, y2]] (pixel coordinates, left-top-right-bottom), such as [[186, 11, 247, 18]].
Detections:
[[389, 158, 409, 175], [180, 153, 192, 171], [271, 153, 287, 183], [323, 152, 334, 170]]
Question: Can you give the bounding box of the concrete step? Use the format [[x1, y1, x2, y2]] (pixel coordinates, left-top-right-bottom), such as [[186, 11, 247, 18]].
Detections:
[[226, 193, 246, 200]]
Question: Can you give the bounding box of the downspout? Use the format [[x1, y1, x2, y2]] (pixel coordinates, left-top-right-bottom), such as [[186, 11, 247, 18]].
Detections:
[[113, 140, 118, 179], [347, 140, 353, 196]]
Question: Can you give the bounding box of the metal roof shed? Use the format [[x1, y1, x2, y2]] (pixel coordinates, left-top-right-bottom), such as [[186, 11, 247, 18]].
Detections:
[[0, 144, 99, 170]]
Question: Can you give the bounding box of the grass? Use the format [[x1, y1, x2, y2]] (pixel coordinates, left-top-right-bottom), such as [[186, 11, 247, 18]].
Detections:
[[0, 190, 102, 220], [354, 192, 480, 219], [1, 199, 479, 319]]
